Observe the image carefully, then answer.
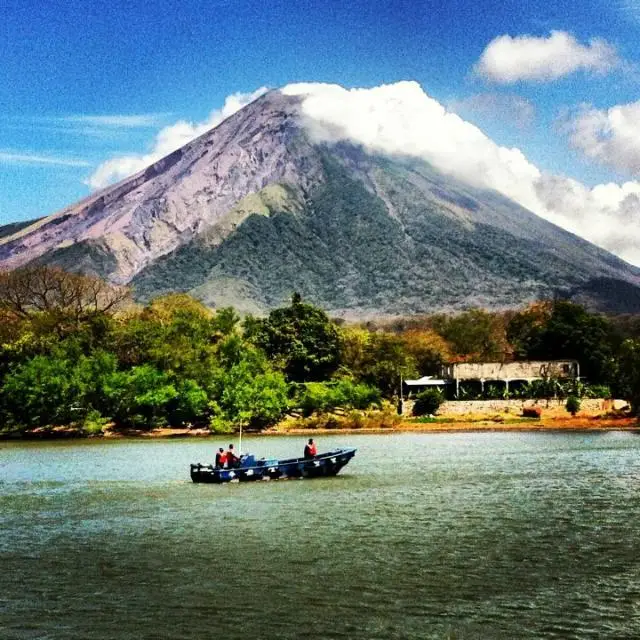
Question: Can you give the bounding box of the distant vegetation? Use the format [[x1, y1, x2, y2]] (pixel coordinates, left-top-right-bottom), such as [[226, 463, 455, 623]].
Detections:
[[1, 266, 640, 436]]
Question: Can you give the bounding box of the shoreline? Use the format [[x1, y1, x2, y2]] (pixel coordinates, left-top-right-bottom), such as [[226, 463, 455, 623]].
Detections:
[[3, 416, 637, 440]]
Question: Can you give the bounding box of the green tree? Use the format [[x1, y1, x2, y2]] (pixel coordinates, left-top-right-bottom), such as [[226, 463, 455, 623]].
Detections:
[[212, 307, 241, 336], [168, 379, 209, 426], [613, 339, 640, 415], [0, 355, 78, 430], [254, 294, 342, 381], [508, 300, 617, 383], [565, 396, 581, 416], [211, 348, 289, 430], [101, 365, 179, 428], [111, 294, 221, 387], [412, 389, 444, 416], [0, 351, 119, 431], [358, 332, 417, 397]]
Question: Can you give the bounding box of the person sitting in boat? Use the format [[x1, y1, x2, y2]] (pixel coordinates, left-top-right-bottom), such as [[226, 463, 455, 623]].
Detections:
[[226, 443, 239, 469], [215, 447, 226, 469], [304, 438, 317, 459]]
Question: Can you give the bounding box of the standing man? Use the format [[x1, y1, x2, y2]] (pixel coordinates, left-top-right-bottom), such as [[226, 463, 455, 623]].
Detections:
[[304, 438, 317, 459]]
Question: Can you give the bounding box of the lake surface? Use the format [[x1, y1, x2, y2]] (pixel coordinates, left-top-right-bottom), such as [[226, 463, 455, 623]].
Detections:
[[2, 432, 640, 639]]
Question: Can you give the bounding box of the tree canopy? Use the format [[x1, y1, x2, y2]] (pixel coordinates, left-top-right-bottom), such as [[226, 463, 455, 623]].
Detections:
[[253, 293, 342, 382], [0, 267, 638, 435]]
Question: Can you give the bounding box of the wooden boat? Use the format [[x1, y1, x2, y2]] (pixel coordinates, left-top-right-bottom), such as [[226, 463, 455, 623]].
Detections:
[[190, 448, 357, 483]]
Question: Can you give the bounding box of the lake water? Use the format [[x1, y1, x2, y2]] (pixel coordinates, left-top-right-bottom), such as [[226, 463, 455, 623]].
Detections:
[[2, 432, 640, 639]]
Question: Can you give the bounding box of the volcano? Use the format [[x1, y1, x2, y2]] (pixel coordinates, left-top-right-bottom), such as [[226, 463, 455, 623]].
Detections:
[[1, 90, 639, 315]]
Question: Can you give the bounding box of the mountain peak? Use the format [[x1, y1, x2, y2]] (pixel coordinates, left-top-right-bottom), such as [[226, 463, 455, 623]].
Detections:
[[0, 89, 314, 282], [1, 88, 639, 314]]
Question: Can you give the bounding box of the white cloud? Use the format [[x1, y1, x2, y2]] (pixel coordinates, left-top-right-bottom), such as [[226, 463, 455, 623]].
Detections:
[[283, 81, 640, 265], [0, 151, 91, 167], [475, 31, 619, 83], [283, 81, 542, 210], [449, 93, 535, 129], [534, 176, 640, 264], [86, 87, 268, 189], [562, 101, 640, 175], [61, 114, 167, 128]]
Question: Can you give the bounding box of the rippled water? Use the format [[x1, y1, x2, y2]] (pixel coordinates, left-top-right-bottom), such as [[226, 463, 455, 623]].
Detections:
[[2, 432, 640, 639]]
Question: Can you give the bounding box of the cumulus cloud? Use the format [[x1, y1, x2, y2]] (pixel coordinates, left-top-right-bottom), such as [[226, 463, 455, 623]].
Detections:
[[283, 81, 640, 265], [562, 101, 640, 175], [475, 31, 619, 83], [534, 176, 640, 263], [86, 88, 267, 189], [284, 81, 542, 211]]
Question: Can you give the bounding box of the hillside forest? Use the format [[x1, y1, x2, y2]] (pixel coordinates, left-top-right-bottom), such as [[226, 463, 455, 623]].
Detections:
[[1, 266, 640, 436]]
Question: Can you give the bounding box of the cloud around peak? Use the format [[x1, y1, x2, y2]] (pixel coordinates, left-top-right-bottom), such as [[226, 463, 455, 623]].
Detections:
[[84, 80, 640, 266], [282, 81, 640, 265], [475, 31, 620, 83]]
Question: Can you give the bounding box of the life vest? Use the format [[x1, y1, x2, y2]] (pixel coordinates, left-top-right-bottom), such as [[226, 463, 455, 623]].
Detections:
[[218, 452, 228, 466], [309, 445, 317, 456]]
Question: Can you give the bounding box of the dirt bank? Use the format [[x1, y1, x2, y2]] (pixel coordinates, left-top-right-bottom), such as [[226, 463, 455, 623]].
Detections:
[[4, 414, 637, 440]]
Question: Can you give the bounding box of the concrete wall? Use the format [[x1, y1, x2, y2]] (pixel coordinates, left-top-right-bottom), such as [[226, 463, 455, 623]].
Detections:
[[440, 360, 578, 381], [403, 398, 626, 417]]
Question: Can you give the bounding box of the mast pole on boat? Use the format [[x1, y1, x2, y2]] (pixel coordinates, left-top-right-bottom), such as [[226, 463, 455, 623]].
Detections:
[[238, 421, 243, 454]]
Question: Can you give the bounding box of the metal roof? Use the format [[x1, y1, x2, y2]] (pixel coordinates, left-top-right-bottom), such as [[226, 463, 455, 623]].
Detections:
[[404, 376, 449, 386]]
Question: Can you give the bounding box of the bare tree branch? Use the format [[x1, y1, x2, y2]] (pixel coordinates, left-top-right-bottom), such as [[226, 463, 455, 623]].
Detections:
[[0, 266, 131, 322]]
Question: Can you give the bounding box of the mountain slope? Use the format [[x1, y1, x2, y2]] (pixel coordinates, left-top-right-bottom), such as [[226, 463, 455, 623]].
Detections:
[[0, 92, 320, 282], [132, 150, 640, 315], [1, 90, 639, 315]]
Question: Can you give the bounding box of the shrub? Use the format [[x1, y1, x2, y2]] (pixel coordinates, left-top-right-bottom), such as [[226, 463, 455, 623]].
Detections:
[[208, 412, 235, 434], [583, 384, 612, 399], [296, 380, 380, 416], [297, 382, 334, 416], [485, 383, 509, 400], [565, 396, 581, 416], [332, 379, 381, 410], [82, 410, 110, 435], [412, 388, 444, 416]]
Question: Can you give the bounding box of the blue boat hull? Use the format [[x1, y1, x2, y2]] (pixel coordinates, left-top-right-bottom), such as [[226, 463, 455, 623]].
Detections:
[[190, 448, 356, 483]]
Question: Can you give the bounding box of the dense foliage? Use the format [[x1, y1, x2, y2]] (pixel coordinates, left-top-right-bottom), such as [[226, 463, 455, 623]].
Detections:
[[565, 396, 581, 416], [253, 293, 341, 381], [412, 389, 444, 417], [1, 267, 640, 435]]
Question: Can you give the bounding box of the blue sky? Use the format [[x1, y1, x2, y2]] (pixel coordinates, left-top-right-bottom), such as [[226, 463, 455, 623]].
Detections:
[[1, 0, 639, 232]]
